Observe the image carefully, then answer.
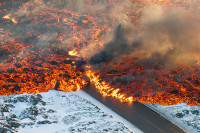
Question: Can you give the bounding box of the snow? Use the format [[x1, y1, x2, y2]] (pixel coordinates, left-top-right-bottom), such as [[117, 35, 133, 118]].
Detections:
[[0, 90, 142, 133], [2, 89, 200, 133], [144, 103, 200, 133], [76, 91, 142, 133]]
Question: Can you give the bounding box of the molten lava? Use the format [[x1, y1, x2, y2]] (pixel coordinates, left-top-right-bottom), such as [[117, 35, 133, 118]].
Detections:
[[0, 0, 200, 106]]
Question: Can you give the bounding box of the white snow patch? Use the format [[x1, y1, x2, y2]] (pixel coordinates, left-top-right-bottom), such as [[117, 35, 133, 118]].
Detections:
[[144, 103, 200, 133], [0, 90, 142, 133]]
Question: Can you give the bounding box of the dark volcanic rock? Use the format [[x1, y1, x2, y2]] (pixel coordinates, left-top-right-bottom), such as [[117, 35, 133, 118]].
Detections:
[[37, 120, 54, 124], [17, 96, 28, 102], [8, 121, 20, 128], [12, 85, 21, 92], [50, 61, 59, 65], [191, 110, 199, 115], [63, 60, 72, 64], [176, 113, 184, 118], [0, 127, 14, 133]]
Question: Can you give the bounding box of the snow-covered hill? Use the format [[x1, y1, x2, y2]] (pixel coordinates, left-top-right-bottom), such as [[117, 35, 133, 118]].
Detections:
[[0, 90, 142, 133]]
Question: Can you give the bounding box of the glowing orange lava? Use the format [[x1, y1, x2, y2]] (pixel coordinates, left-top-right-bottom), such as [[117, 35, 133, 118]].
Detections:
[[0, 0, 200, 106]]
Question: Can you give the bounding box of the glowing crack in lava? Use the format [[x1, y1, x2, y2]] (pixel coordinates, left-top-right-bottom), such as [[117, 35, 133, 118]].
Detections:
[[0, 0, 200, 106]]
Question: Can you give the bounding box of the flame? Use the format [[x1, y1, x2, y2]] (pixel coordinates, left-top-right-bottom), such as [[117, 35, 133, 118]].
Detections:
[[86, 70, 133, 102], [3, 15, 18, 23], [3, 15, 10, 19], [68, 50, 78, 56]]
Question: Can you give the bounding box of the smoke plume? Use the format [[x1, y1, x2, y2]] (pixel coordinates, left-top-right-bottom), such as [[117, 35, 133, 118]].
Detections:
[[90, 6, 200, 68]]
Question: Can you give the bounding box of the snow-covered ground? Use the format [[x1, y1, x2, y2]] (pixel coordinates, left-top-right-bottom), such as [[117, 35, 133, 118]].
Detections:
[[0, 90, 142, 133], [2, 89, 199, 133], [145, 103, 200, 133]]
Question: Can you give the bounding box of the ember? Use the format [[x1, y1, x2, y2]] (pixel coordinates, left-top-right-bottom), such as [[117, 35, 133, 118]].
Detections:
[[0, 0, 200, 106]]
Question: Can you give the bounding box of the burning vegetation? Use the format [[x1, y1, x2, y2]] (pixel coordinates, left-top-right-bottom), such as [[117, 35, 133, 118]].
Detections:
[[0, 0, 200, 106]]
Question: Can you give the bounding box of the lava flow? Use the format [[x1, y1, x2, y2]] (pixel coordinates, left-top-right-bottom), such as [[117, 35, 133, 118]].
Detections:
[[0, 0, 200, 106]]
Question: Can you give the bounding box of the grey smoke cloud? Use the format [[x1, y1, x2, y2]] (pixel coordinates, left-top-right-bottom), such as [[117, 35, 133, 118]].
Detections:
[[93, 6, 200, 68], [140, 6, 200, 66]]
